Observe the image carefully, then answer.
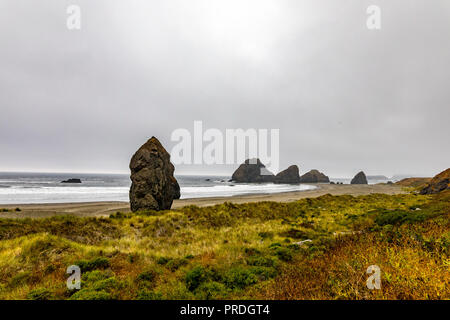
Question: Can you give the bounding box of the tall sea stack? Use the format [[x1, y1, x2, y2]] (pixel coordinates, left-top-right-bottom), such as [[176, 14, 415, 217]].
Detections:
[[129, 137, 180, 212]]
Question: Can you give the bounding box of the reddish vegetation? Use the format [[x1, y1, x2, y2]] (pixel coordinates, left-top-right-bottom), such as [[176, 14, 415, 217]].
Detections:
[[395, 177, 431, 188], [420, 168, 450, 195]]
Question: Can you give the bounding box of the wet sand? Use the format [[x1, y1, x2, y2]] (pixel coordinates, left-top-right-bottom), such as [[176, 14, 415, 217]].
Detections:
[[0, 184, 405, 219]]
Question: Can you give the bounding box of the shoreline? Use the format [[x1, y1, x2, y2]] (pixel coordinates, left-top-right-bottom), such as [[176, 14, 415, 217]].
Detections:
[[0, 183, 405, 219]]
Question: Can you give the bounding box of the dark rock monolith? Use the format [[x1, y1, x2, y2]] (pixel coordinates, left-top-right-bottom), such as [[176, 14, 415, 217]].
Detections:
[[351, 171, 368, 184], [274, 165, 301, 184], [129, 137, 180, 212]]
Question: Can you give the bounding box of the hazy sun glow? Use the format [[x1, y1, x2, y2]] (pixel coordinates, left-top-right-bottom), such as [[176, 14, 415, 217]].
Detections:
[[110, 0, 316, 64]]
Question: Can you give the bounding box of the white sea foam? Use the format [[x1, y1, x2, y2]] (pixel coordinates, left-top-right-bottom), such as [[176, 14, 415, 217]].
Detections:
[[181, 183, 316, 199], [0, 173, 317, 204]]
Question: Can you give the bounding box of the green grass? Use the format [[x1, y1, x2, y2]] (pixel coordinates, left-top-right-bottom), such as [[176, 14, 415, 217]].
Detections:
[[0, 192, 448, 300]]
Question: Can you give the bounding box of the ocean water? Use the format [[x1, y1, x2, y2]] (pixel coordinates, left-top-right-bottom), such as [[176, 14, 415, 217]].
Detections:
[[0, 172, 318, 204]]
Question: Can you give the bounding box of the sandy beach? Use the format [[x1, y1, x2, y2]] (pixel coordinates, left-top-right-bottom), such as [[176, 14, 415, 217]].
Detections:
[[0, 183, 405, 219]]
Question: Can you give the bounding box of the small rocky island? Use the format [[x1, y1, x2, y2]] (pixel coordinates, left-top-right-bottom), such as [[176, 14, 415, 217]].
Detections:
[[231, 158, 275, 183], [61, 178, 82, 183], [129, 136, 180, 212], [274, 165, 301, 184], [231, 159, 329, 185], [299, 170, 330, 183], [351, 171, 368, 184]]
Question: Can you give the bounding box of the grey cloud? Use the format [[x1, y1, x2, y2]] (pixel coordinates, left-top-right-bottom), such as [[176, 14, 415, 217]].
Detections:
[[0, 0, 448, 177]]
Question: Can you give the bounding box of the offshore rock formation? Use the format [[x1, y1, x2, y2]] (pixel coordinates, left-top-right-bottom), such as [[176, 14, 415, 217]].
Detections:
[[61, 178, 82, 183], [129, 137, 180, 212], [274, 165, 301, 184], [420, 168, 450, 194], [351, 171, 368, 184], [299, 170, 330, 183], [231, 158, 275, 183]]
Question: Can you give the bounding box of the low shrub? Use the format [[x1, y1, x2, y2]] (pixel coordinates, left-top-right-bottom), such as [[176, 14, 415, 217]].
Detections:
[[279, 228, 308, 239], [69, 289, 113, 300], [82, 270, 112, 283], [136, 289, 163, 300], [136, 270, 157, 283], [156, 256, 170, 265], [258, 231, 274, 240], [75, 257, 110, 272], [167, 258, 188, 271], [185, 266, 210, 291], [246, 255, 278, 268], [195, 281, 228, 300], [222, 267, 258, 290], [273, 247, 293, 262], [27, 288, 53, 300]]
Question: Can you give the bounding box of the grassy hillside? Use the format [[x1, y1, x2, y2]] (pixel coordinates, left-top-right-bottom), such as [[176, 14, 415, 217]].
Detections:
[[0, 191, 448, 300], [395, 177, 431, 189]]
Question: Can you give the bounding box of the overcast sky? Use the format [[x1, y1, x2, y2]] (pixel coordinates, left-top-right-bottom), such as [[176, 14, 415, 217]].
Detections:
[[0, 0, 449, 177]]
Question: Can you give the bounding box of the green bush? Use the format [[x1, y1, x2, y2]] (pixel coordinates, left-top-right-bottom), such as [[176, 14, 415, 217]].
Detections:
[[136, 289, 163, 300], [249, 266, 278, 280], [27, 288, 53, 300], [185, 266, 210, 291], [82, 270, 112, 283], [372, 208, 433, 226], [258, 231, 274, 240], [273, 247, 293, 262], [91, 277, 120, 291], [69, 289, 113, 300], [223, 267, 258, 289], [156, 256, 170, 265], [136, 270, 157, 283], [195, 281, 228, 300], [287, 243, 301, 251], [246, 255, 278, 268], [167, 258, 188, 271], [75, 257, 110, 272], [244, 247, 261, 256]]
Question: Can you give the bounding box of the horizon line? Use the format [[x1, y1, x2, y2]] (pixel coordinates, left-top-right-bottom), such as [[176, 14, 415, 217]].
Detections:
[[0, 170, 431, 179]]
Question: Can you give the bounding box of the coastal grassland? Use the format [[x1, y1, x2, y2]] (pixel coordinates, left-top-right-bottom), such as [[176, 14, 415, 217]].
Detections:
[[0, 191, 448, 300]]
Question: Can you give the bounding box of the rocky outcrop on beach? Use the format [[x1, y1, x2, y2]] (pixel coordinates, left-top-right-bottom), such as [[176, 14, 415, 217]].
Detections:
[[61, 178, 82, 183], [231, 158, 275, 183], [299, 170, 330, 183], [274, 165, 300, 184], [420, 168, 450, 194], [129, 137, 180, 212], [351, 171, 368, 184]]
